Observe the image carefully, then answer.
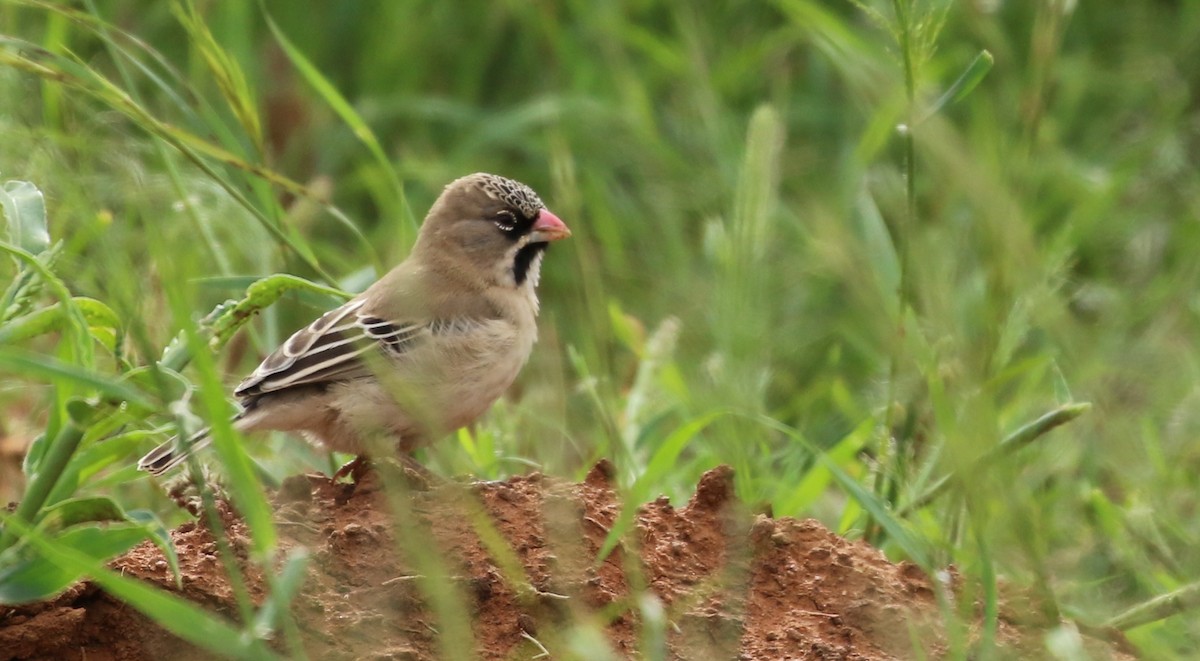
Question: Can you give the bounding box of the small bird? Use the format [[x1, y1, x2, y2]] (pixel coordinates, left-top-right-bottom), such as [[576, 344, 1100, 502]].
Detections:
[[138, 173, 570, 476]]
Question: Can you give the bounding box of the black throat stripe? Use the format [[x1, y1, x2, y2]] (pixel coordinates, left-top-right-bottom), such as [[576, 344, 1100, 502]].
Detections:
[[512, 242, 548, 286]]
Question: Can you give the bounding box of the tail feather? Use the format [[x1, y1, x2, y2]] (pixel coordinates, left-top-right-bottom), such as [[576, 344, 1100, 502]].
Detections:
[[137, 427, 212, 476]]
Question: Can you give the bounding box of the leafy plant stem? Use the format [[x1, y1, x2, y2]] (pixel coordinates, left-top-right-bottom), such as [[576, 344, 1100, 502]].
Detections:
[[1104, 580, 1200, 631], [0, 420, 83, 553]]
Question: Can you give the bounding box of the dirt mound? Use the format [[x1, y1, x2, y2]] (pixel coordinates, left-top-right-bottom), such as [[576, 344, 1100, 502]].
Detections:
[[1, 464, 1133, 660]]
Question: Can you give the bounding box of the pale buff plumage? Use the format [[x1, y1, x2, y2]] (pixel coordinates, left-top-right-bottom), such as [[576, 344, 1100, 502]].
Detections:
[[138, 173, 569, 475]]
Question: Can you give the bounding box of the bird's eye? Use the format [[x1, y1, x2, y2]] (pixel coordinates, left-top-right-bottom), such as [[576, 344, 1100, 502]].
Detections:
[[493, 210, 518, 233]]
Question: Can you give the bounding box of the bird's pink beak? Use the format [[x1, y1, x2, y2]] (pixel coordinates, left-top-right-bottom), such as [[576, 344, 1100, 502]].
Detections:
[[530, 209, 571, 243]]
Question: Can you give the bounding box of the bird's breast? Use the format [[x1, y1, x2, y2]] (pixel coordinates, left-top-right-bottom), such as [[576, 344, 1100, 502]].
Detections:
[[425, 315, 536, 430]]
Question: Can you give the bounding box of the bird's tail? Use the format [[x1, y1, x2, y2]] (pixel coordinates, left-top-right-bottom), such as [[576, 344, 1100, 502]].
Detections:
[[137, 427, 213, 476]]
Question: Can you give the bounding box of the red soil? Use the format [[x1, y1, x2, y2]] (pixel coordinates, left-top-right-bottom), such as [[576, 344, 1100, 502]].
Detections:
[[0, 463, 1134, 660]]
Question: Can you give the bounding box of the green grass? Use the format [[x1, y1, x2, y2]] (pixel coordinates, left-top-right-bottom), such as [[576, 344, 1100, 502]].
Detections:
[[2, 0, 1200, 657]]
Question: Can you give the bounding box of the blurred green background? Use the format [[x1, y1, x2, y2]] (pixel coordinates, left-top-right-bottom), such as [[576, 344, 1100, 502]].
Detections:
[[2, 0, 1199, 656]]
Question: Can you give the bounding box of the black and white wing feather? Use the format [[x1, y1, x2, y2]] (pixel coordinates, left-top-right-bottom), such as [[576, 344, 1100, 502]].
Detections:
[[137, 299, 426, 476], [235, 298, 425, 400]]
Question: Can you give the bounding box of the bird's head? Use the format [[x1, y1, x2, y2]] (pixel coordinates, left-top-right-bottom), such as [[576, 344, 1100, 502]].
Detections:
[[415, 173, 571, 288]]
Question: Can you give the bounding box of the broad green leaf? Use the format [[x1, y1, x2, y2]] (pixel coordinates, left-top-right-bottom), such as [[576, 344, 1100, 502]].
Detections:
[[0, 522, 146, 604], [39, 496, 126, 530], [0, 180, 50, 257]]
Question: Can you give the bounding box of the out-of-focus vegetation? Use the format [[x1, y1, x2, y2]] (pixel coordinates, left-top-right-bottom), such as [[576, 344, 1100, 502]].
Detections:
[[1, 0, 1198, 656]]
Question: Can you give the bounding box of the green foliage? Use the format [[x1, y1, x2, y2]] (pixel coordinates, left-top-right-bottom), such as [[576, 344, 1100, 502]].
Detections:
[[1, 0, 1199, 656]]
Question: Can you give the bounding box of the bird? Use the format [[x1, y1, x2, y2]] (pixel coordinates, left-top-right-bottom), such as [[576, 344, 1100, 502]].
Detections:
[[138, 172, 570, 476]]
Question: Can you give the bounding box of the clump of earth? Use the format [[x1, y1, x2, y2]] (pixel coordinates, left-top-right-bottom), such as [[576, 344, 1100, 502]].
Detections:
[[0, 463, 1134, 659]]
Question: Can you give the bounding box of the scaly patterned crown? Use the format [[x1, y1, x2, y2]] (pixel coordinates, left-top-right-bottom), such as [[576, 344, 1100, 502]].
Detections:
[[471, 173, 545, 219]]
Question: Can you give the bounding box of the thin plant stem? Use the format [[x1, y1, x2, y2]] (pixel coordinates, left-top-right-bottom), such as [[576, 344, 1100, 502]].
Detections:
[[868, 0, 918, 545]]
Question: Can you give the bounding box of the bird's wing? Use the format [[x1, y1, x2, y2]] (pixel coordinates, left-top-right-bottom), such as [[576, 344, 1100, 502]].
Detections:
[[234, 297, 427, 399]]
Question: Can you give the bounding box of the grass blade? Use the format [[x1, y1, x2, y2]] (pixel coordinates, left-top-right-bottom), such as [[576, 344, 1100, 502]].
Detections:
[[596, 410, 726, 563], [0, 521, 147, 604], [262, 7, 413, 234], [899, 402, 1091, 516], [0, 348, 155, 411], [919, 49, 994, 123], [745, 412, 932, 568]]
